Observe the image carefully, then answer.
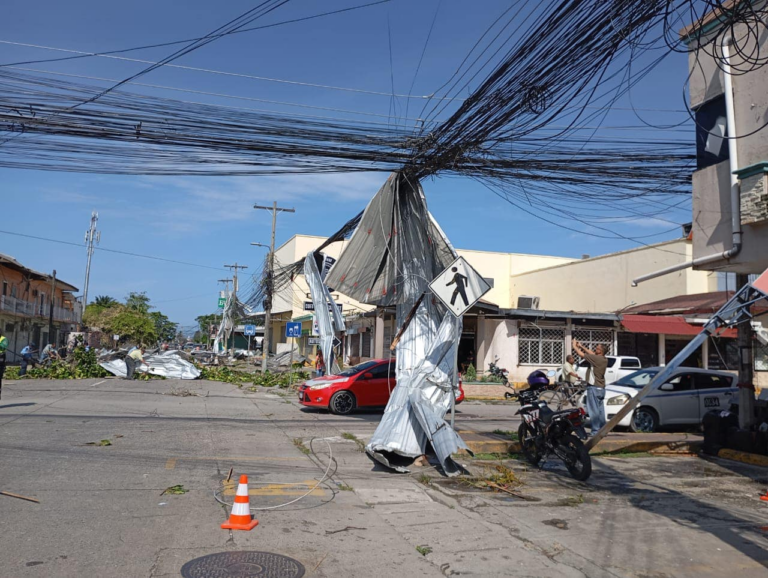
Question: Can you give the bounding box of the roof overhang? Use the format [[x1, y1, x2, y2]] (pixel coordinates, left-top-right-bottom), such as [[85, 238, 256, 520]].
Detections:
[[621, 314, 736, 338]]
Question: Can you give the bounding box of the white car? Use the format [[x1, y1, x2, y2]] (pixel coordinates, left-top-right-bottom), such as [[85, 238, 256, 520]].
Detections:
[[579, 367, 737, 432], [557, 355, 641, 384]]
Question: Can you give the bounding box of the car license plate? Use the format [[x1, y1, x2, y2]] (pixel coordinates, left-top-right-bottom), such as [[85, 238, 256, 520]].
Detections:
[[703, 396, 720, 408]]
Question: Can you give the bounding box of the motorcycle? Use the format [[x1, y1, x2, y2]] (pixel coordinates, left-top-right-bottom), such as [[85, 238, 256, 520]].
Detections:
[[516, 386, 592, 481], [488, 358, 510, 385]]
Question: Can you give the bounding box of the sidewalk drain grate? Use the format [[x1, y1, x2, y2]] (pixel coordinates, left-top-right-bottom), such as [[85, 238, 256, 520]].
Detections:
[[181, 551, 305, 578]]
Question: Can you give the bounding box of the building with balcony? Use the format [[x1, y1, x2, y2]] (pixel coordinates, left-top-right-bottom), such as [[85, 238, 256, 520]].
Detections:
[[0, 252, 81, 362]]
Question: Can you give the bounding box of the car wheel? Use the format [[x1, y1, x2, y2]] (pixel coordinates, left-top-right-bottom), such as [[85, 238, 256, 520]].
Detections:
[[329, 390, 356, 415], [630, 407, 659, 433]]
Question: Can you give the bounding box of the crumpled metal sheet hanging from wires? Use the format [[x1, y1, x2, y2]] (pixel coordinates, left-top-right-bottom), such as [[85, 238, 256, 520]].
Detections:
[[324, 172, 469, 474]]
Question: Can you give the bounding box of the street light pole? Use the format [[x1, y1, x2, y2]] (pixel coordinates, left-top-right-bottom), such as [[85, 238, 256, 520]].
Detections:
[[253, 201, 295, 373]]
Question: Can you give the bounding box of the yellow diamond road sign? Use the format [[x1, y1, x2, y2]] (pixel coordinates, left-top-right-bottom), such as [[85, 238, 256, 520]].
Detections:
[[429, 256, 491, 317]]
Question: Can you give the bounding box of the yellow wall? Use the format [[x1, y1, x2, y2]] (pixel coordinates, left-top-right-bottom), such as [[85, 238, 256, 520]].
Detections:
[[509, 239, 718, 313]]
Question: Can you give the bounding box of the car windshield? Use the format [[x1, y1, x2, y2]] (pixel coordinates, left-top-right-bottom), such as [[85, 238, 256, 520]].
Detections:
[[613, 369, 659, 388], [335, 360, 379, 377]]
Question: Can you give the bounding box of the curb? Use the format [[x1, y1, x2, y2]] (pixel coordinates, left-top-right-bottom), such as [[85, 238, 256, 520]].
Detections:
[[462, 437, 702, 456], [715, 448, 768, 467]]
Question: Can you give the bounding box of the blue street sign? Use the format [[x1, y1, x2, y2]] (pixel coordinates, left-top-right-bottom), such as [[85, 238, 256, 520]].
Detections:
[[286, 322, 302, 338], [243, 325, 256, 336]]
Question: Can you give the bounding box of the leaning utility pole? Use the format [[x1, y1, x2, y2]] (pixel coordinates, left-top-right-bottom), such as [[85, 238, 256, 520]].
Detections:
[[254, 202, 295, 372], [224, 263, 248, 352], [82, 211, 100, 309], [48, 270, 56, 345]]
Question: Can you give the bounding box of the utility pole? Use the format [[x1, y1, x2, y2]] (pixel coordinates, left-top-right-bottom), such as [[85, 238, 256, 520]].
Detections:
[[253, 202, 295, 372], [224, 264, 248, 352], [48, 270, 56, 346], [217, 278, 232, 351], [736, 273, 755, 429], [82, 211, 100, 309]]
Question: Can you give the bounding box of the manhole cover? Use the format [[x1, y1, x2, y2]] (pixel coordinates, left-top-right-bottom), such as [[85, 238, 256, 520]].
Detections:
[[181, 551, 305, 578]]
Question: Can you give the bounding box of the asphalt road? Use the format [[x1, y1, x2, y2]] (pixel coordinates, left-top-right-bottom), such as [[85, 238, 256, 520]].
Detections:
[[0, 377, 766, 577]]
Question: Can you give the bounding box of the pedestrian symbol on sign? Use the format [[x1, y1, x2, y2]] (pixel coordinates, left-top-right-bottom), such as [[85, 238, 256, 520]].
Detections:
[[446, 267, 469, 308], [429, 256, 491, 317]]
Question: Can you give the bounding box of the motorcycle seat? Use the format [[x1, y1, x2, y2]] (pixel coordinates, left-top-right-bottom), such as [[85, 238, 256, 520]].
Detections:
[[539, 405, 555, 424]]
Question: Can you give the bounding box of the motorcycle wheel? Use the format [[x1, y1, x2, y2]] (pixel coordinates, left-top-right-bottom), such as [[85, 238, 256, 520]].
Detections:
[[518, 423, 541, 466], [562, 435, 592, 482]]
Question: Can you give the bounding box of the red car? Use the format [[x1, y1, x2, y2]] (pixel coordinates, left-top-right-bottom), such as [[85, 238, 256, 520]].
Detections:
[[298, 358, 465, 415]]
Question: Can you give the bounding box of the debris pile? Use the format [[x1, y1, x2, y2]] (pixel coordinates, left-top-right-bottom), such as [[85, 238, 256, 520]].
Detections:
[[99, 349, 201, 380]]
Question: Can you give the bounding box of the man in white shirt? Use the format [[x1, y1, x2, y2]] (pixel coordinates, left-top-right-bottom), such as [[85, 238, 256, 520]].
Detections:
[[561, 354, 579, 384]]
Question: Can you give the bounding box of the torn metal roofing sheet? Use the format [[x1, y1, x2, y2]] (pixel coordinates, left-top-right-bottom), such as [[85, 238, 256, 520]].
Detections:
[[327, 172, 465, 475]]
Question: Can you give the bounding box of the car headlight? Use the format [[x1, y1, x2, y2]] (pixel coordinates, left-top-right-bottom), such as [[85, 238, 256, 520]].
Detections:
[[308, 383, 331, 390], [607, 393, 630, 405]]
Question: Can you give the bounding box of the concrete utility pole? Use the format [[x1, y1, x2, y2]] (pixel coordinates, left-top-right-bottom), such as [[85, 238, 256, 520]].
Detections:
[[217, 278, 232, 350], [224, 264, 247, 352], [736, 273, 755, 429], [48, 270, 56, 346], [253, 202, 295, 372], [82, 211, 100, 309]]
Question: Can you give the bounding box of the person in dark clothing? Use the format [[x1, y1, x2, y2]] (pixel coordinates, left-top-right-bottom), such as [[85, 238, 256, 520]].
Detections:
[[446, 267, 469, 308]]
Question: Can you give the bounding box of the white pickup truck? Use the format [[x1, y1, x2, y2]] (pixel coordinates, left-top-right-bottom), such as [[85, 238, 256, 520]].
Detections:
[[557, 355, 642, 384]]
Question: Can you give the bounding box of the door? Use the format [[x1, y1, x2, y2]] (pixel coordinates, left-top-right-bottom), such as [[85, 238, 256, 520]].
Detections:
[[603, 357, 619, 384], [352, 362, 391, 407], [695, 373, 736, 416], [658, 373, 699, 425]]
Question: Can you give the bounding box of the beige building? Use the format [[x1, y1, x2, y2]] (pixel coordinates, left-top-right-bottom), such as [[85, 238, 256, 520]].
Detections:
[[681, 6, 768, 275], [267, 234, 727, 382]]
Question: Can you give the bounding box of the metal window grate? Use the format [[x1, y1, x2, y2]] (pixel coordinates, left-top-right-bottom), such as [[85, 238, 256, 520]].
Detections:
[[572, 328, 614, 360], [518, 325, 565, 365]]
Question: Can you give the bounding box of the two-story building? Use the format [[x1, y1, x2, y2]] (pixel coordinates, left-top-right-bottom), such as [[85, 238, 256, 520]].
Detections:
[[0, 252, 81, 362]]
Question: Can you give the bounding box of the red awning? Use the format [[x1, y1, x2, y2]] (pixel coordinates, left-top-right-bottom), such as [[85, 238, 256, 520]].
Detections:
[[621, 315, 736, 338]]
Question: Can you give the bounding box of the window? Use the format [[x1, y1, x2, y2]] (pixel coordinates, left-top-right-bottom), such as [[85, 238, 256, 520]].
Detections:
[[665, 374, 694, 392], [572, 328, 614, 356], [368, 364, 393, 379], [361, 331, 371, 358], [518, 326, 565, 365], [708, 337, 739, 370], [695, 96, 729, 170], [621, 358, 641, 369], [2, 281, 6, 296], [755, 341, 768, 372], [695, 374, 734, 390]]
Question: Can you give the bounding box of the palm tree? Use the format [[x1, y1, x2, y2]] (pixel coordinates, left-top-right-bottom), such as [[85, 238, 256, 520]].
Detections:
[[93, 295, 118, 308]]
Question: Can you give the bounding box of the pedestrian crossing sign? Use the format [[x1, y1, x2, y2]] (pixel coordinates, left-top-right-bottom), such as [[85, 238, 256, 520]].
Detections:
[[429, 256, 491, 317]]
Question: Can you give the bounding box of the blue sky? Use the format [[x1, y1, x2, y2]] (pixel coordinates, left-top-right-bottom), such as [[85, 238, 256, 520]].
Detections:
[[0, 0, 695, 330]]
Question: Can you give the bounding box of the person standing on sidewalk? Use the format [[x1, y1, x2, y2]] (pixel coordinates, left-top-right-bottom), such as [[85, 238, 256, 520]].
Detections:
[[0, 329, 8, 399], [572, 341, 607, 436], [315, 350, 326, 377], [125, 347, 147, 380], [19, 342, 37, 376]]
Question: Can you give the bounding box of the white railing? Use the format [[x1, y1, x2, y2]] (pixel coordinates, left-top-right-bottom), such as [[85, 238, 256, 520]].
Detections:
[[0, 295, 35, 316], [0, 295, 80, 323]]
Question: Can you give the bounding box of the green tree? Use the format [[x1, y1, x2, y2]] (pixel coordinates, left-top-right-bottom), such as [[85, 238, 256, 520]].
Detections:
[[195, 313, 219, 345], [93, 295, 118, 308], [125, 291, 151, 315], [109, 308, 158, 346], [150, 311, 178, 343]]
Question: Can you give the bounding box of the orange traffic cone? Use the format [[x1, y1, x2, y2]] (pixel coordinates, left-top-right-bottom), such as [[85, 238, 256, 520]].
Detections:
[[221, 475, 259, 531]]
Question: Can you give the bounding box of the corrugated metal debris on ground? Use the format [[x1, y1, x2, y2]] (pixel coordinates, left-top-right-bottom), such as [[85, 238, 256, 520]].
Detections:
[[99, 349, 201, 380]]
